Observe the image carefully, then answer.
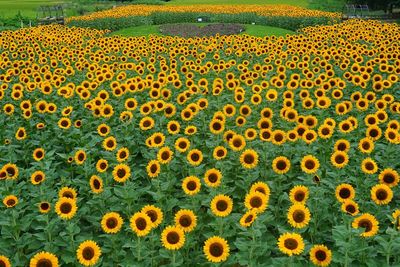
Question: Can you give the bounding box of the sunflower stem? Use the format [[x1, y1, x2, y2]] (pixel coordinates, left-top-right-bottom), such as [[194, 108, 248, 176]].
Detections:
[[172, 250, 176, 265], [137, 236, 142, 262]]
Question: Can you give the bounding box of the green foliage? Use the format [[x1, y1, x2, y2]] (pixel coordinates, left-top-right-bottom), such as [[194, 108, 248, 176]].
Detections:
[[68, 12, 337, 31]]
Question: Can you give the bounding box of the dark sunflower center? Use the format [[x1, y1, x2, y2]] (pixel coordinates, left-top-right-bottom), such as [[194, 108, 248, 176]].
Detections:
[[293, 210, 305, 223], [166, 231, 180, 244], [41, 203, 50, 210], [305, 160, 315, 169], [36, 151, 43, 158], [6, 167, 15, 176], [365, 162, 374, 170], [335, 155, 345, 164], [117, 169, 126, 178], [277, 160, 287, 170], [143, 120, 150, 127], [7, 199, 15, 206], [179, 141, 187, 149], [315, 250, 327, 261], [244, 154, 254, 164], [37, 259, 53, 267], [213, 122, 221, 131], [154, 136, 162, 144], [82, 247, 95, 260], [119, 151, 127, 158], [294, 191, 305, 202], [345, 204, 356, 214], [93, 179, 101, 189], [60, 203, 72, 214], [250, 196, 262, 208], [339, 188, 351, 199], [191, 153, 200, 161], [106, 218, 118, 229], [210, 243, 224, 257], [78, 153, 84, 161], [208, 173, 218, 183], [284, 238, 298, 250], [233, 139, 242, 147], [146, 211, 157, 223], [383, 174, 395, 184], [244, 215, 254, 223], [186, 181, 197, 191], [275, 134, 283, 142], [107, 140, 114, 148], [179, 215, 192, 227], [136, 218, 147, 230], [216, 200, 228, 211], [217, 149, 225, 157], [35, 174, 43, 182], [63, 192, 73, 199], [150, 164, 158, 173], [358, 219, 372, 232], [376, 189, 388, 200], [161, 151, 170, 160], [362, 142, 370, 150]]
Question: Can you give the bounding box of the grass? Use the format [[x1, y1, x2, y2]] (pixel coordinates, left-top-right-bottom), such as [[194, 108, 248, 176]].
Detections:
[[111, 23, 295, 37], [166, 0, 309, 7], [0, 0, 115, 19]]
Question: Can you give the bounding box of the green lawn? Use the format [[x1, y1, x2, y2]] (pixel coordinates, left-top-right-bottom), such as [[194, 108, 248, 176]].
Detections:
[[0, 0, 115, 19], [111, 23, 295, 37], [166, 0, 309, 7]]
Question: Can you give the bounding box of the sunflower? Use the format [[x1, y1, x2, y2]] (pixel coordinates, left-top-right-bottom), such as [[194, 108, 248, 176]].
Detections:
[[116, 147, 129, 162], [157, 147, 174, 164], [209, 119, 225, 135], [360, 157, 378, 174], [244, 191, 268, 213], [289, 185, 309, 204], [76, 240, 101, 266], [3, 195, 18, 208], [39, 201, 51, 213], [29, 251, 59, 267], [334, 139, 350, 152], [330, 151, 349, 169], [174, 137, 190, 153], [167, 121, 180, 135], [271, 130, 286, 145], [229, 134, 246, 151], [204, 168, 222, 188], [213, 146, 227, 160], [161, 226, 185, 250], [0, 255, 11, 267], [139, 116, 155, 131], [277, 232, 305, 256], [142, 205, 163, 228], [335, 184, 355, 203], [352, 213, 379, 237], [309, 245, 332, 267], [358, 137, 374, 154], [15, 127, 27, 140], [378, 168, 399, 187], [102, 136, 117, 151], [97, 123, 110, 137], [33, 148, 45, 161], [130, 212, 152, 237], [182, 176, 201, 195], [341, 199, 359, 216], [95, 159, 108, 173], [370, 184, 393, 205], [74, 150, 86, 165], [239, 149, 259, 169], [203, 236, 230, 263], [239, 209, 258, 227], [112, 164, 131, 183], [287, 204, 311, 229], [55, 197, 77, 220], [187, 149, 203, 166], [249, 181, 270, 198], [101, 212, 123, 234], [366, 125, 382, 141], [3, 163, 18, 180], [174, 209, 197, 232], [272, 156, 291, 174], [31, 170, 46, 185], [146, 160, 161, 178], [300, 155, 320, 174], [58, 117, 71, 129], [210, 194, 233, 217], [89, 175, 103, 194], [58, 187, 77, 200]]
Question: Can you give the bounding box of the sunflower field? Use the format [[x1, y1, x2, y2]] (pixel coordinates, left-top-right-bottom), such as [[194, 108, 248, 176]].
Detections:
[[0, 17, 400, 267]]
